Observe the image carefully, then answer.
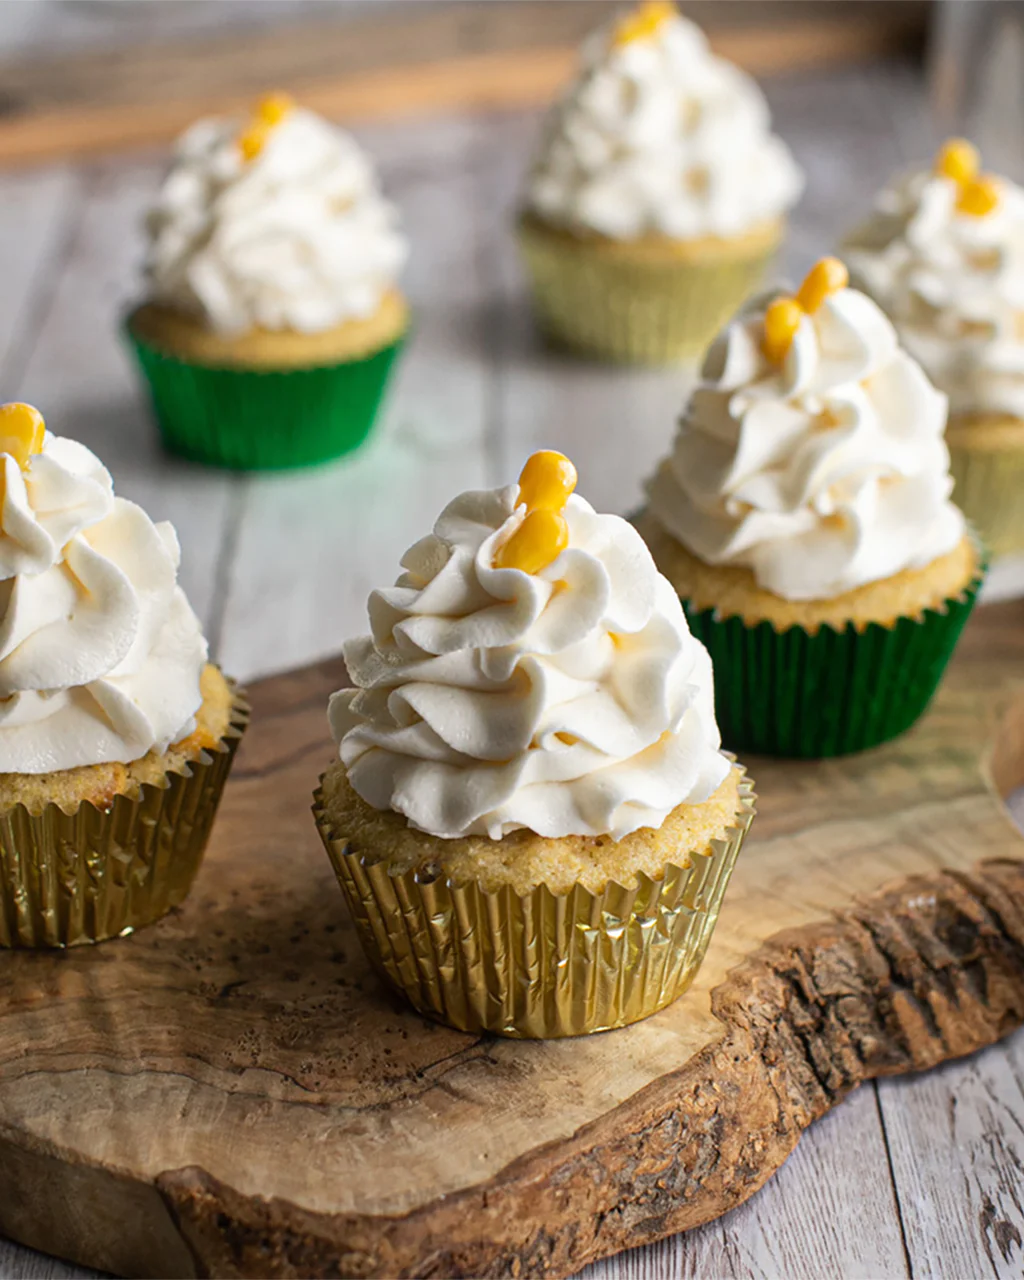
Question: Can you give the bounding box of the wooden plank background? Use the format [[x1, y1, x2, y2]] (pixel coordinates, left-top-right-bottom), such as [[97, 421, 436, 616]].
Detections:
[[1, 4, 1024, 1277], [0, 0, 929, 164]]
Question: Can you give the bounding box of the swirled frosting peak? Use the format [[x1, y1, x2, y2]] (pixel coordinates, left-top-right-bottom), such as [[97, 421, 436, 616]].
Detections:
[[845, 138, 1024, 417], [330, 454, 729, 841], [145, 97, 407, 336], [647, 262, 965, 601], [0, 403, 207, 773], [526, 4, 803, 240]]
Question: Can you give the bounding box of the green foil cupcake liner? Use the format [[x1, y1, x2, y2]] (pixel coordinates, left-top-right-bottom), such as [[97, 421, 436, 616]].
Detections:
[[126, 325, 405, 471], [949, 437, 1024, 557], [313, 768, 755, 1039], [0, 685, 249, 948], [683, 565, 985, 759], [517, 214, 779, 366]]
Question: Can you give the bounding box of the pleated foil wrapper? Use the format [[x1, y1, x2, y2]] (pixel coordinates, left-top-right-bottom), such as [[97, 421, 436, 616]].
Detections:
[[126, 319, 405, 471], [948, 435, 1024, 558], [683, 547, 985, 759], [516, 214, 779, 366], [0, 685, 249, 948], [313, 769, 755, 1039]]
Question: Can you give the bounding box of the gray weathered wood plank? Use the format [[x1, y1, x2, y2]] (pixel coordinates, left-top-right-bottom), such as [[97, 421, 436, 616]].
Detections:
[[9, 156, 238, 636], [217, 114, 496, 681]]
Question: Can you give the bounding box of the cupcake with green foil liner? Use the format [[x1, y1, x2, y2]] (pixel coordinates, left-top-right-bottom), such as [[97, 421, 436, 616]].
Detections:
[[845, 138, 1024, 557], [313, 450, 755, 1038], [126, 93, 408, 471], [517, 1, 803, 365], [638, 257, 984, 759], [0, 401, 248, 947]]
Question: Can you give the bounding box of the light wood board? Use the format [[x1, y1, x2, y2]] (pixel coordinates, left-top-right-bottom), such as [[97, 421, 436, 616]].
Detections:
[[0, 595, 1023, 1278]]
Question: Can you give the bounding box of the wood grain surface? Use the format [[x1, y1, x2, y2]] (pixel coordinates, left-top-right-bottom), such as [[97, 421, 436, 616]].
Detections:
[[3, 33, 1024, 1279], [0, 593, 1023, 1280], [0, 1, 929, 165]]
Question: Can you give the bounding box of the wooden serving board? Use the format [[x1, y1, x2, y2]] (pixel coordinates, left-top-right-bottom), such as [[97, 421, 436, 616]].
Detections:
[[1, 598, 1024, 1279]]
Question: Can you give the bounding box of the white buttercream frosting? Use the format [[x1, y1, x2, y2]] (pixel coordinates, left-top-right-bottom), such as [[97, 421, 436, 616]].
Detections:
[[145, 106, 407, 336], [329, 483, 729, 841], [526, 9, 803, 240], [647, 283, 965, 600], [0, 433, 207, 773], [845, 166, 1024, 418]]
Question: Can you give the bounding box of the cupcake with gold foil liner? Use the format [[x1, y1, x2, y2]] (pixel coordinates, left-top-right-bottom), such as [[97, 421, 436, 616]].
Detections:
[[314, 762, 754, 1039], [946, 415, 1024, 557], [518, 2, 802, 364], [0, 400, 248, 947], [517, 215, 780, 365], [315, 448, 755, 1038], [0, 678, 249, 948]]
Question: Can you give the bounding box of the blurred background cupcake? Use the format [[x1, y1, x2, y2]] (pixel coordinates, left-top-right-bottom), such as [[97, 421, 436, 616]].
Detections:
[[517, 0, 803, 366], [845, 139, 1024, 559], [0, 402, 247, 947], [638, 258, 983, 758], [126, 93, 409, 471], [314, 450, 754, 1038]]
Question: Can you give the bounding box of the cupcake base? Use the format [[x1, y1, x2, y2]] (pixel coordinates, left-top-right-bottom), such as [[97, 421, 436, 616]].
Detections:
[[0, 667, 249, 947], [517, 212, 781, 365], [640, 514, 984, 758], [125, 295, 409, 471], [313, 762, 755, 1039], [948, 413, 1024, 557]]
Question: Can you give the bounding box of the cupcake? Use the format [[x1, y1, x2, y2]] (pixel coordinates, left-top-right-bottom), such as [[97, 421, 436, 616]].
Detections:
[[0, 402, 247, 947], [313, 450, 755, 1038], [845, 139, 1024, 556], [126, 93, 408, 471], [518, 1, 803, 365], [640, 258, 984, 759]]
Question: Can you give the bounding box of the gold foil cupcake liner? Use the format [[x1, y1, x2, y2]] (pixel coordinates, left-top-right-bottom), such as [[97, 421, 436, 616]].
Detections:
[[0, 684, 249, 948], [313, 768, 755, 1039], [948, 433, 1024, 557], [517, 215, 779, 366]]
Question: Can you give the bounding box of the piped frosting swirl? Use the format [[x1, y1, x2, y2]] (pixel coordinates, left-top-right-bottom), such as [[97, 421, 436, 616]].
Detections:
[[845, 139, 1024, 418], [0, 404, 207, 773], [330, 454, 728, 841], [145, 98, 407, 337], [647, 261, 965, 601], [526, 3, 803, 240]]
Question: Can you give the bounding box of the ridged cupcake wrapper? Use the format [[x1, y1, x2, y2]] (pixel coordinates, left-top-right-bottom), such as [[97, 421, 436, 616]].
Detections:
[[126, 325, 405, 471], [0, 687, 249, 948], [684, 562, 984, 759], [517, 218, 777, 366], [312, 769, 755, 1039], [949, 439, 1024, 557]]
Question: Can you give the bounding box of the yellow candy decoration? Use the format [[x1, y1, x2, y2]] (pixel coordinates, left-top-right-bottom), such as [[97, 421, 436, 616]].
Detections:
[[934, 138, 1000, 218], [0, 402, 45, 470], [613, 0, 676, 47], [496, 450, 578, 574], [761, 257, 849, 364], [958, 174, 1000, 217], [238, 91, 294, 162], [257, 92, 293, 127], [517, 449, 578, 512], [796, 256, 849, 314], [935, 138, 980, 185], [762, 297, 803, 364]]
